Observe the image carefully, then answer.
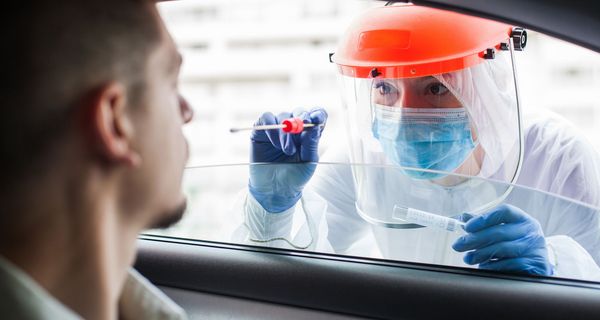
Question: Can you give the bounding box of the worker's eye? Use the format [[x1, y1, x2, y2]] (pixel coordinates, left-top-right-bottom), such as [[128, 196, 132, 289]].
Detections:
[[374, 81, 397, 95], [426, 82, 449, 96], [373, 81, 400, 106]]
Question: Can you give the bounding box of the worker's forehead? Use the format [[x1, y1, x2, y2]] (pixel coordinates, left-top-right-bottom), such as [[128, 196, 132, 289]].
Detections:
[[375, 76, 440, 84]]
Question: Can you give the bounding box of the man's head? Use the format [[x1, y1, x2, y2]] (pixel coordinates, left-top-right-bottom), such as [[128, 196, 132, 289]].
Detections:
[[1, 0, 192, 231]]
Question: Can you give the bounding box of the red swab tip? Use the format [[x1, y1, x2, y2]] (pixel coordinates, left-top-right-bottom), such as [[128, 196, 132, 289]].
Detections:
[[281, 118, 305, 133]]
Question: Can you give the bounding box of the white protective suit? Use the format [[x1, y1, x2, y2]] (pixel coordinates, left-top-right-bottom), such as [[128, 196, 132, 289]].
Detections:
[[238, 110, 600, 281], [237, 51, 600, 281]]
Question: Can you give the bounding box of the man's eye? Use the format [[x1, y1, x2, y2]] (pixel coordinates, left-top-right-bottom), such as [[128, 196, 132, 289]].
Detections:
[[427, 83, 449, 95]]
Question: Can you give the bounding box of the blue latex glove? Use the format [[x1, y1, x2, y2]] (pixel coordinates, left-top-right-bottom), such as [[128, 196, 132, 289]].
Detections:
[[452, 204, 553, 276], [249, 108, 327, 213]]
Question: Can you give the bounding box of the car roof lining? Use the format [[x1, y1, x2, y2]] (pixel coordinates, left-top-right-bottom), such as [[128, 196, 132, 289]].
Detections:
[[392, 0, 600, 52]]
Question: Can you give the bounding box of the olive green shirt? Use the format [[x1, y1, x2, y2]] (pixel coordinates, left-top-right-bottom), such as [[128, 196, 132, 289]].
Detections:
[[0, 255, 187, 320]]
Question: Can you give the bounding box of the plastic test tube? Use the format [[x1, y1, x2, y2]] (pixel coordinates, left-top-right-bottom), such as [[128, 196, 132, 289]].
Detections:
[[230, 117, 321, 134], [393, 205, 465, 232]]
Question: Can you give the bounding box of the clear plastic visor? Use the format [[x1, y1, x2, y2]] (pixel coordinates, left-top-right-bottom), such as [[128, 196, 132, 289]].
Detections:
[[338, 48, 523, 227]]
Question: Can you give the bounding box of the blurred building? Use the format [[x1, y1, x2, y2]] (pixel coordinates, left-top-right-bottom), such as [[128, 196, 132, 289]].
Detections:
[[518, 32, 600, 148], [159, 0, 600, 167], [159, 0, 377, 168]]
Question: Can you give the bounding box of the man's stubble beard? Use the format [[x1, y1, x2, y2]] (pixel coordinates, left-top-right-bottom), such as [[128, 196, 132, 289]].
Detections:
[[149, 140, 190, 230], [147, 199, 187, 230]]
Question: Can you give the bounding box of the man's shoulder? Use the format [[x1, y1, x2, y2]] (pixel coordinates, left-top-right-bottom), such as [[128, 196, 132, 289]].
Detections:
[[0, 256, 81, 319], [0, 271, 37, 319], [119, 269, 188, 320]]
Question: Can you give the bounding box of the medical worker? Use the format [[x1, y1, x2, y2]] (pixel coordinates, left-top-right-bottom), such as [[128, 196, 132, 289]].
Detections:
[[240, 4, 600, 280]]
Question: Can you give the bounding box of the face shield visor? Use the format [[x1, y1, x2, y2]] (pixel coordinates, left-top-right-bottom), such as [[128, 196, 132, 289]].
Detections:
[[338, 46, 523, 228]]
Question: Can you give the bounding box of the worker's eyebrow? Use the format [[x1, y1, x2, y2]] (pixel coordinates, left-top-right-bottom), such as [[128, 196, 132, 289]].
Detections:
[[415, 76, 438, 83]]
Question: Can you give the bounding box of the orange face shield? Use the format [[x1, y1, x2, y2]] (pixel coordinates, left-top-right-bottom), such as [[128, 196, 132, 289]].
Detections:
[[334, 4, 526, 226], [332, 4, 523, 79]]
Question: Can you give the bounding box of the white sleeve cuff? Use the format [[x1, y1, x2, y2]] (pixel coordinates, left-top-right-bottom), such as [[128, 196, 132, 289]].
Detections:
[[546, 235, 600, 281], [244, 192, 296, 242]]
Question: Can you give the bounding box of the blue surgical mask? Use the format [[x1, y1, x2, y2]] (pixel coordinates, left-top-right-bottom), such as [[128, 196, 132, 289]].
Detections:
[[372, 105, 476, 180]]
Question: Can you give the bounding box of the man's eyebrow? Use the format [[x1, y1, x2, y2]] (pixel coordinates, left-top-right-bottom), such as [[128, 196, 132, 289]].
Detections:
[[176, 53, 183, 68], [168, 51, 183, 74]]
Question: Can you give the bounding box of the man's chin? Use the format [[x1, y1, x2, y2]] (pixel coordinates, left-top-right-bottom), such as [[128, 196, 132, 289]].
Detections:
[[147, 199, 187, 230]]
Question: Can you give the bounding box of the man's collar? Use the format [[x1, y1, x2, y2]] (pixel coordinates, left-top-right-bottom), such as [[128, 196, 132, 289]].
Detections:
[[0, 255, 187, 320]]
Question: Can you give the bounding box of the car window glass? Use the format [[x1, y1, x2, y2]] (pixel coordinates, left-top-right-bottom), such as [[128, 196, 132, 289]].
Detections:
[[150, 0, 600, 283]]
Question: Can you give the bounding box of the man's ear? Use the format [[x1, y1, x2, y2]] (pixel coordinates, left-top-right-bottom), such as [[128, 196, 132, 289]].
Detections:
[[83, 83, 141, 167]]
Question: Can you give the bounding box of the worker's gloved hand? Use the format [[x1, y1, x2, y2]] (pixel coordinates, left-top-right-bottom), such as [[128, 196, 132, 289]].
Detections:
[[249, 108, 327, 213], [452, 204, 553, 276]]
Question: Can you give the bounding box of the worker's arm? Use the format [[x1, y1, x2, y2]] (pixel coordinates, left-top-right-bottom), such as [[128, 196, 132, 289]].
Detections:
[[248, 108, 328, 213], [233, 108, 327, 250], [453, 204, 553, 276]]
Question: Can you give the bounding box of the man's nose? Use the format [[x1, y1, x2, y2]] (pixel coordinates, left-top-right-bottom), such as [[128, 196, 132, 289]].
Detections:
[[179, 94, 194, 124]]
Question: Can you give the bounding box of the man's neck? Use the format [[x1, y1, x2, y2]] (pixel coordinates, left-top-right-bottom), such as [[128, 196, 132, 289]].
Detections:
[[0, 178, 139, 320]]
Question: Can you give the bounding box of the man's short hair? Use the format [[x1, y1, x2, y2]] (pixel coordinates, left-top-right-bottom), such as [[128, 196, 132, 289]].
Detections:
[[1, 0, 161, 185]]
